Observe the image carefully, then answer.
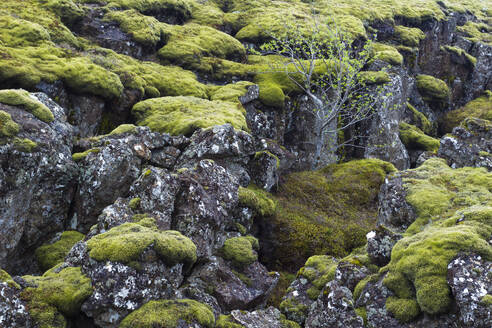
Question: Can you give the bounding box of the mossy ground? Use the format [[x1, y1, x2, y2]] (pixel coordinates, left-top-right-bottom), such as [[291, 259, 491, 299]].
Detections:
[[381, 158, 492, 320], [442, 91, 492, 133], [86, 222, 197, 270], [120, 299, 215, 328], [21, 266, 92, 328], [256, 159, 396, 270], [35, 231, 85, 272], [131, 96, 248, 136]]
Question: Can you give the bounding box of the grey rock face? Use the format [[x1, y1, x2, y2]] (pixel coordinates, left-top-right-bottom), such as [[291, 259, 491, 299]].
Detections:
[[249, 151, 279, 191], [66, 241, 185, 328], [184, 256, 278, 312], [447, 254, 492, 328], [0, 282, 33, 328], [334, 262, 369, 292], [305, 281, 364, 328], [438, 118, 492, 170], [468, 43, 492, 101], [366, 227, 402, 266], [364, 69, 410, 170], [377, 176, 417, 233], [173, 160, 239, 258], [0, 92, 77, 274], [229, 307, 290, 328]]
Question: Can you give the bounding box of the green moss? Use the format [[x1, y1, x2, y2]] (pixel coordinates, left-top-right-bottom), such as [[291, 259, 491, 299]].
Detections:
[[104, 9, 170, 47], [120, 299, 215, 328], [216, 315, 244, 328], [406, 102, 433, 135], [457, 21, 492, 45], [222, 236, 258, 267], [87, 223, 197, 269], [35, 231, 85, 272], [385, 296, 421, 323], [279, 298, 308, 323], [354, 307, 367, 324], [280, 316, 301, 328], [481, 294, 492, 306], [238, 184, 277, 217], [132, 96, 248, 136], [0, 268, 20, 289], [416, 74, 450, 104], [21, 266, 92, 327], [394, 26, 425, 47], [104, 0, 193, 20], [300, 255, 338, 290], [89, 48, 208, 99], [208, 81, 254, 104], [0, 14, 51, 47], [0, 110, 20, 137], [442, 92, 492, 133], [441, 45, 477, 66], [72, 148, 100, 162], [129, 197, 141, 210], [108, 124, 138, 136], [371, 43, 403, 66], [42, 0, 85, 26], [158, 23, 246, 68], [359, 71, 391, 85], [353, 274, 378, 301], [383, 158, 492, 316], [399, 122, 439, 152], [267, 159, 396, 269], [0, 89, 53, 123], [13, 137, 38, 152]]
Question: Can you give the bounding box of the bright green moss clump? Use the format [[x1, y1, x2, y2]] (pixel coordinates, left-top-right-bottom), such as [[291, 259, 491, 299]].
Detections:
[[86, 222, 197, 269], [209, 81, 255, 104], [222, 236, 258, 267], [21, 266, 92, 328], [0, 110, 20, 137], [382, 158, 492, 318], [35, 231, 85, 272], [371, 43, 403, 66], [406, 103, 433, 135], [13, 138, 38, 152], [238, 184, 277, 216], [266, 159, 396, 269], [442, 91, 492, 132], [0, 268, 20, 289], [399, 122, 439, 152], [0, 15, 51, 47], [120, 299, 215, 328], [416, 74, 450, 104], [0, 89, 54, 123], [104, 0, 193, 20], [299, 255, 338, 299], [216, 315, 244, 328], [359, 71, 391, 85], [132, 96, 248, 136], [72, 148, 100, 162], [108, 124, 138, 136], [385, 296, 421, 322], [394, 26, 425, 47]]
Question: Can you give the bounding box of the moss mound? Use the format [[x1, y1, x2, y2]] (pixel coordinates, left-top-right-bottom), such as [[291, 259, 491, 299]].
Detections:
[[132, 96, 248, 136], [399, 122, 439, 152], [394, 26, 425, 47], [442, 91, 492, 133], [86, 222, 197, 269], [0, 268, 20, 289], [406, 102, 433, 135], [416, 74, 450, 104], [120, 299, 215, 328], [0, 89, 54, 123], [238, 184, 277, 217], [35, 231, 85, 272], [222, 236, 258, 267], [371, 43, 403, 66], [263, 159, 396, 270], [21, 266, 92, 327], [382, 158, 492, 319], [385, 296, 420, 322], [0, 110, 20, 138]]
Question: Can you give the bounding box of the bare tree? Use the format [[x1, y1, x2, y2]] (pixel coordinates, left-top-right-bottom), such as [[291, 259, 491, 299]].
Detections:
[[259, 17, 392, 168]]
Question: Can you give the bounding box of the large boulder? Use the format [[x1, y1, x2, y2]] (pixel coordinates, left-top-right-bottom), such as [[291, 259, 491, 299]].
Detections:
[[0, 91, 77, 274]]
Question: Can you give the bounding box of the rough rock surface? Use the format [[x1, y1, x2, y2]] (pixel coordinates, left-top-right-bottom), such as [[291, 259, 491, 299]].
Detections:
[[229, 307, 291, 328], [438, 118, 492, 170], [0, 282, 33, 328], [366, 227, 402, 266], [0, 92, 77, 274]]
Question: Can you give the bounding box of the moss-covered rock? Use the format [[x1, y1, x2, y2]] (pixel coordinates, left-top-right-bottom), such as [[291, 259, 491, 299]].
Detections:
[[120, 299, 215, 328], [0, 268, 20, 289], [442, 91, 492, 133], [238, 184, 277, 217], [416, 74, 450, 104], [441, 45, 477, 66], [0, 89, 54, 123], [35, 231, 85, 272], [208, 81, 255, 104], [382, 158, 492, 318], [0, 110, 20, 137], [385, 296, 421, 322], [457, 21, 492, 45], [86, 222, 197, 269], [132, 96, 248, 136], [104, 0, 193, 21], [21, 266, 92, 327], [359, 71, 391, 85], [222, 236, 258, 267], [371, 43, 403, 66], [0, 14, 51, 47], [394, 25, 425, 47], [72, 148, 100, 162], [399, 122, 439, 152], [216, 315, 245, 328], [264, 159, 396, 270], [298, 255, 338, 298], [406, 102, 433, 135]]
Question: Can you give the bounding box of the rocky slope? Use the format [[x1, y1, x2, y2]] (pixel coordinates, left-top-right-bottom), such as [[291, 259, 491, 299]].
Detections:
[[0, 0, 491, 327]]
